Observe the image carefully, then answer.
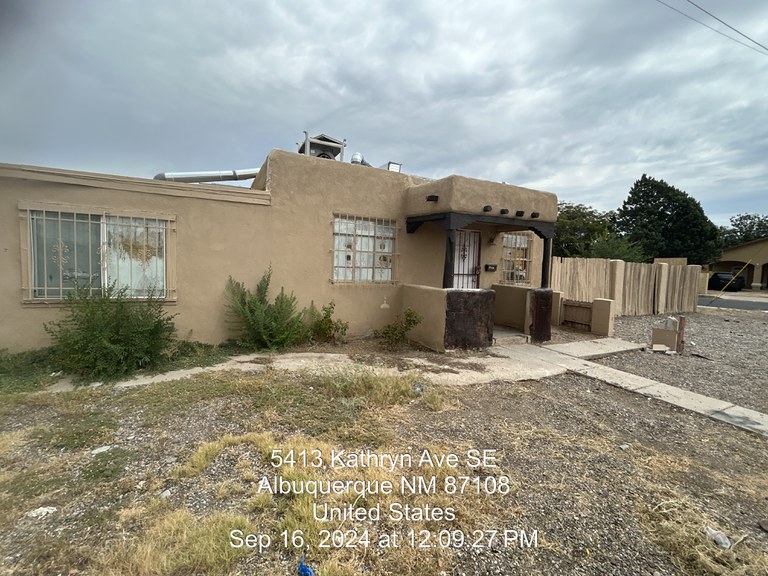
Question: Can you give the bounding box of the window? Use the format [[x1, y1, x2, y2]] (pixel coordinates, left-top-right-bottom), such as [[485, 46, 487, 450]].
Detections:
[[333, 215, 396, 283], [26, 208, 172, 299], [501, 232, 532, 285]]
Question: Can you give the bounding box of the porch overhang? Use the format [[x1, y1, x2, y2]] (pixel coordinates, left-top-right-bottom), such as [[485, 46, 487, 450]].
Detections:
[[405, 211, 555, 239], [406, 211, 555, 290]]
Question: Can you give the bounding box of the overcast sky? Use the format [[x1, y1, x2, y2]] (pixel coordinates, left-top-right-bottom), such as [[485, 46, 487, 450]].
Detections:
[[1, 0, 767, 225]]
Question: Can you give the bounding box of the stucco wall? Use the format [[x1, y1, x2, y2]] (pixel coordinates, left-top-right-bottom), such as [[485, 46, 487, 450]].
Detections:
[[402, 284, 447, 352], [404, 176, 557, 222], [1, 151, 556, 352], [492, 284, 531, 332], [0, 166, 272, 351], [714, 239, 768, 288], [720, 239, 768, 265]]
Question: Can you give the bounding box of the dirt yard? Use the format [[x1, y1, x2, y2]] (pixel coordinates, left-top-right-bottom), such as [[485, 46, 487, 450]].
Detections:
[[1, 314, 767, 575]]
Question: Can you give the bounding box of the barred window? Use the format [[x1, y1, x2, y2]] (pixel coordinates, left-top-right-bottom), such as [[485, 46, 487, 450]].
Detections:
[[28, 210, 170, 299], [501, 232, 532, 285], [333, 215, 396, 283]]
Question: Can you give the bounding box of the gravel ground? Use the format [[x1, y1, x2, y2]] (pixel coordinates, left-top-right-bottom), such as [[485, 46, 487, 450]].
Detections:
[[595, 309, 768, 414], [2, 313, 768, 575], [3, 370, 767, 576]]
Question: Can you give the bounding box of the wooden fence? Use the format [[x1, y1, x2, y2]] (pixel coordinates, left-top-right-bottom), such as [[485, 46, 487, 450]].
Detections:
[[551, 257, 700, 316]]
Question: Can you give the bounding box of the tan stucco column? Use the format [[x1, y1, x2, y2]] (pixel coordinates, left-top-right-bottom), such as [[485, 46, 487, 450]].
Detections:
[[752, 263, 763, 290]]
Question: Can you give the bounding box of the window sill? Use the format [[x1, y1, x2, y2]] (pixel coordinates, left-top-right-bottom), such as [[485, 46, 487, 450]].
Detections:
[[330, 281, 399, 286], [21, 298, 178, 307]]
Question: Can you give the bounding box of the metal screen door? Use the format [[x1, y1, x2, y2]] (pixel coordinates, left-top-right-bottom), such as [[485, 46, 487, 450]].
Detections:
[[453, 230, 481, 288]]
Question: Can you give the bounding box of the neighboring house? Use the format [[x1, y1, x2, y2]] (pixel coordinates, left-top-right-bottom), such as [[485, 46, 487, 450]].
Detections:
[[712, 237, 768, 290], [0, 147, 557, 353]]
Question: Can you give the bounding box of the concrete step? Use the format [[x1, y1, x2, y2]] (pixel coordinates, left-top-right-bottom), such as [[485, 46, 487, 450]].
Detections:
[[493, 326, 529, 346]]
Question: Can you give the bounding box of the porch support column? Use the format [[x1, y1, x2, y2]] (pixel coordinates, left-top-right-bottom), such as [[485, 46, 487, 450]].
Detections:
[[541, 236, 553, 288], [442, 229, 456, 289], [752, 263, 763, 291]]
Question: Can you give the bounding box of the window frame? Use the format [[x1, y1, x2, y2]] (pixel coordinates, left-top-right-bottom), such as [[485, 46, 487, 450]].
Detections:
[[18, 201, 177, 303], [500, 231, 533, 286], [331, 214, 398, 284]]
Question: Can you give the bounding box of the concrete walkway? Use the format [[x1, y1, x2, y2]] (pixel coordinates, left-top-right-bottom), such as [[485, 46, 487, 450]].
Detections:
[[525, 338, 767, 436], [543, 338, 645, 359], [44, 339, 768, 437]]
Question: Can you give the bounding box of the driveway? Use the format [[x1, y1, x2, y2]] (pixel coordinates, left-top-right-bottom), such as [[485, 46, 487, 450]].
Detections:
[[699, 290, 768, 311]]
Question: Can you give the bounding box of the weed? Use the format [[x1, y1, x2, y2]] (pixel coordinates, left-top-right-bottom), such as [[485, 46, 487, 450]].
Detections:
[[98, 509, 256, 576], [304, 301, 349, 345], [0, 430, 25, 464], [421, 387, 446, 411], [150, 340, 235, 373], [44, 282, 177, 379], [247, 490, 274, 511], [225, 268, 307, 350], [32, 411, 118, 450], [0, 469, 67, 501], [0, 347, 58, 393], [373, 307, 422, 347], [173, 432, 274, 478], [80, 448, 133, 484], [309, 367, 420, 407], [25, 533, 92, 575], [640, 488, 768, 575]]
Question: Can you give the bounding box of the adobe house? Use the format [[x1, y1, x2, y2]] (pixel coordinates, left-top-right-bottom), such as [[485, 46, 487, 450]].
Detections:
[[0, 135, 558, 353], [712, 237, 768, 290]]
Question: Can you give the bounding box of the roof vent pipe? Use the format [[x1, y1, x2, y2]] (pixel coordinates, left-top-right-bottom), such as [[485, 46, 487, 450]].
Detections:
[[153, 169, 260, 183], [351, 152, 372, 167]]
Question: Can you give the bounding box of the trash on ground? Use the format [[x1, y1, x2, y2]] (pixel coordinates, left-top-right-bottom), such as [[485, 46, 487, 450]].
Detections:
[[706, 526, 731, 549], [26, 506, 57, 519]]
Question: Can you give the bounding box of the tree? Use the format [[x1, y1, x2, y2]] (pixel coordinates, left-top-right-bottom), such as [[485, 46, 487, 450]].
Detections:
[[584, 232, 647, 262], [554, 202, 647, 261], [614, 175, 720, 265], [720, 213, 768, 248], [554, 202, 610, 257]]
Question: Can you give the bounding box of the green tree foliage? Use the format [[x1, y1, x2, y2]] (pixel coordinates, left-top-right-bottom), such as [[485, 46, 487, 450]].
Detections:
[[225, 268, 306, 350], [554, 202, 647, 261], [720, 213, 768, 248], [554, 202, 610, 257], [583, 232, 647, 262], [44, 283, 177, 379], [615, 175, 720, 265]]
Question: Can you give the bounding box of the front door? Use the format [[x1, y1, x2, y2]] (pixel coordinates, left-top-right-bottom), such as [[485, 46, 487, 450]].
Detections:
[[453, 230, 481, 288]]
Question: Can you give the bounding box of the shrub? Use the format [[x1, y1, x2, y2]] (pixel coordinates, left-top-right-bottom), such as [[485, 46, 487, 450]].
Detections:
[[373, 307, 422, 347], [44, 283, 177, 379], [304, 301, 349, 345], [225, 268, 306, 350]]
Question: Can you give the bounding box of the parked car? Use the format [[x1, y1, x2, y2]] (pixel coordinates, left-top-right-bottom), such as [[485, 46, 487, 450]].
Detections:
[[708, 272, 744, 291]]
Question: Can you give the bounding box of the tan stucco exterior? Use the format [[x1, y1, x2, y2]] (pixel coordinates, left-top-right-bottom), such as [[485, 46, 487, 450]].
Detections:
[[1, 150, 557, 352], [404, 176, 557, 222], [713, 237, 768, 290], [402, 284, 448, 352]]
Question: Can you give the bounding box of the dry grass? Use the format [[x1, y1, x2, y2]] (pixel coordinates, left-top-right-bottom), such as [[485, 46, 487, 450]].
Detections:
[[98, 509, 256, 576], [641, 488, 768, 575], [3, 365, 767, 575], [172, 432, 274, 478], [0, 430, 25, 463]]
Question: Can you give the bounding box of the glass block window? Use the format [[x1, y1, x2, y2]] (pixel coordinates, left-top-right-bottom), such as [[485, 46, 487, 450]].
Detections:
[[501, 232, 532, 285], [29, 210, 168, 298], [333, 215, 396, 283]]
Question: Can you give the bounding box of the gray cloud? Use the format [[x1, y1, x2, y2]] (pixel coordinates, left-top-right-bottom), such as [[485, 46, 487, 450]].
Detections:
[[1, 0, 767, 224]]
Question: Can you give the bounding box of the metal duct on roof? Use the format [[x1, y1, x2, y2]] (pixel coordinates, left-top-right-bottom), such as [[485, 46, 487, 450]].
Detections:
[[351, 152, 372, 166], [153, 169, 260, 183]]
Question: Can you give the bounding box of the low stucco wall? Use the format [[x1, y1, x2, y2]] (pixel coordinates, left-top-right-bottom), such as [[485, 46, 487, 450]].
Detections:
[[402, 284, 447, 352], [492, 284, 531, 333]]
